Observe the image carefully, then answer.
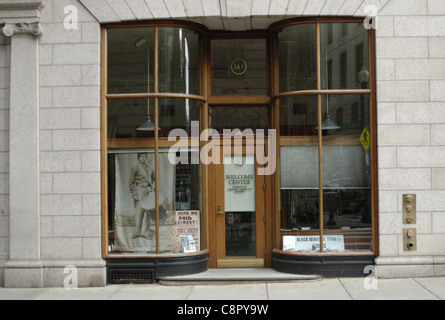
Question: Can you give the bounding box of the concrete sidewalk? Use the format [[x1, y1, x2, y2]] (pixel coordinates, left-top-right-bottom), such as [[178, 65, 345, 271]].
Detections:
[[0, 276, 444, 300]]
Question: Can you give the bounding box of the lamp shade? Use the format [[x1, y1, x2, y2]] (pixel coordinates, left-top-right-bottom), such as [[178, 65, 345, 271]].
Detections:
[[316, 114, 341, 130], [136, 116, 156, 131]]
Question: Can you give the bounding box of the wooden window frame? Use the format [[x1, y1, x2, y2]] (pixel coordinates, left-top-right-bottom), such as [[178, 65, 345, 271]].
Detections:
[[100, 18, 377, 259], [101, 21, 208, 258], [270, 18, 378, 256]]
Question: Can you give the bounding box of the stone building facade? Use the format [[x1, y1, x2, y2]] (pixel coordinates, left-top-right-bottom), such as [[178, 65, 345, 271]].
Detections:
[[0, 0, 444, 287]]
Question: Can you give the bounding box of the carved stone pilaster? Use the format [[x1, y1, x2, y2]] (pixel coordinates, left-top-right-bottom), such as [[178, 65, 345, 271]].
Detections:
[[2, 21, 42, 37]]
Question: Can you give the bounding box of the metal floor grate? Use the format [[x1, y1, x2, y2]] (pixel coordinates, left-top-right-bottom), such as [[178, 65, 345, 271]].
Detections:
[[109, 268, 155, 284]]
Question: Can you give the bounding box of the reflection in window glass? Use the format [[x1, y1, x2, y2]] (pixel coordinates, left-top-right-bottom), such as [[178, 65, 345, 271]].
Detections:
[[107, 98, 201, 139], [321, 93, 372, 252], [158, 98, 200, 138], [107, 27, 155, 94], [321, 144, 372, 252], [160, 148, 201, 254], [158, 27, 200, 95], [107, 98, 155, 139], [320, 23, 369, 90], [278, 24, 317, 92], [320, 94, 370, 136], [106, 25, 205, 257], [211, 39, 267, 95], [280, 146, 320, 252], [226, 211, 256, 257], [279, 91, 373, 252], [280, 143, 373, 253], [210, 105, 269, 134], [280, 96, 318, 136]]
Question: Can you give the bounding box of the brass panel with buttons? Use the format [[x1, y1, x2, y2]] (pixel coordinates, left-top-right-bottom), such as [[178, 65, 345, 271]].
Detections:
[[403, 194, 416, 224], [403, 228, 417, 251]]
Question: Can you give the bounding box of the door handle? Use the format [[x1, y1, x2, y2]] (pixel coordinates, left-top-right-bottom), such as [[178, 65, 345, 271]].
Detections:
[[217, 204, 224, 216]]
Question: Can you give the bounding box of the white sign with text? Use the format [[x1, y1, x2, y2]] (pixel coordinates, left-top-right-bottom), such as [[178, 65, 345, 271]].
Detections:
[[283, 235, 345, 252], [224, 155, 255, 212]]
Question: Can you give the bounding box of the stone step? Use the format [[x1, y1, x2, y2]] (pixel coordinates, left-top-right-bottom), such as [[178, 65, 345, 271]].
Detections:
[[158, 268, 323, 286]]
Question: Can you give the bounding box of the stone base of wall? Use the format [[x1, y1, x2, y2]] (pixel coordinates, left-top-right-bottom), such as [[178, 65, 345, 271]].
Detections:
[[0, 256, 6, 286], [375, 256, 445, 278], [3, 259, 106, 288]]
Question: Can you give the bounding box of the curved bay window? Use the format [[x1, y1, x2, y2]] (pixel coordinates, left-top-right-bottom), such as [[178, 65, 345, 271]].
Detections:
[[273, 20, 376, 266], [103, 23, 206, 265], [102, 18, 377, 280]]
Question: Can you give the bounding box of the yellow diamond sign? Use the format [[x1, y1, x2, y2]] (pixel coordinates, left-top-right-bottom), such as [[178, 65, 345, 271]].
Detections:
[[360, 127, 370, 151]]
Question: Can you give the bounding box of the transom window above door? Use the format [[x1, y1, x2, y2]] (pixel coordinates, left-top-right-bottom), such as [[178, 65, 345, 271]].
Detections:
[[210, 38, 267, 96]]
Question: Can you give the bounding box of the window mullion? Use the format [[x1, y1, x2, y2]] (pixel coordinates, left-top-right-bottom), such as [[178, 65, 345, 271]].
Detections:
[[316, 22, 324, 253], [154, 26, 160, 254]]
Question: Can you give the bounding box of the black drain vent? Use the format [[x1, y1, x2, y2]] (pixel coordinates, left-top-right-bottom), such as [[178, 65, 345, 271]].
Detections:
[[109, 268, 155, 284]]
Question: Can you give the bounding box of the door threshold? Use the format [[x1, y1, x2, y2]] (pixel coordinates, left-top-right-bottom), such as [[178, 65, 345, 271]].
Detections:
[[217, 258, 264, 268]]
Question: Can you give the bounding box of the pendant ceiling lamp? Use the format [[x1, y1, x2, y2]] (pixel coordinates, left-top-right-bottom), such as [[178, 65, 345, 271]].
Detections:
[[137, 115, 156, 131], [134, 37, 156, 132], [317, 38, 341, 131], [318, 113, 341, 130]]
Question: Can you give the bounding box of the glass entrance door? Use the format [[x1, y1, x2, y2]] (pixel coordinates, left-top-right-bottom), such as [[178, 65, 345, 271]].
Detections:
[[207, 35, 271, 268], [212, 150, 266, 268], [224, 154, 256, 257]]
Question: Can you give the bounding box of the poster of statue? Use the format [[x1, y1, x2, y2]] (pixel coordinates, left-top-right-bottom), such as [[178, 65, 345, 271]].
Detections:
[[113, 152, 176, 252]]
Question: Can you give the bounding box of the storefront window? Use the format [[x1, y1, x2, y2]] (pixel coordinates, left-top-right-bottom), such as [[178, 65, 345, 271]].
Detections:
[[108, 150, 161, 253], [107, 98, 155, 139], [105, 24, 205, 256], [277, 24, 317, 92], [103, 19, 375, 261], [320, 23, 369, 90], [107, 27, 155, 94], [280, 145, 320, 252], [321, 94, 372, 252], [158, 27, 200, 95], [279, 96, 318, 136], [157, 98, 200, 137], [276, 21, 375, 254]]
